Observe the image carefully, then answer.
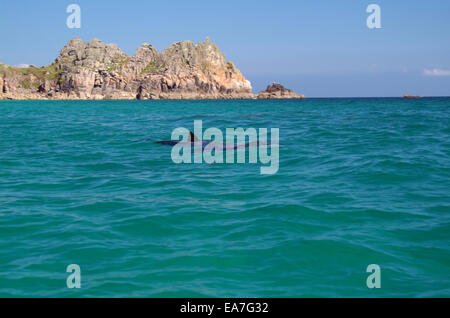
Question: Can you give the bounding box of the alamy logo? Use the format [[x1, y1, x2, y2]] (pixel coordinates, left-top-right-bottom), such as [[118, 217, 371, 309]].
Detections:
[[366, 4, 381, 29], [168, 120, 279, 175], [66, 264, 81, 288], [366, 264, 381, 288], [66, 4, 81, 29]]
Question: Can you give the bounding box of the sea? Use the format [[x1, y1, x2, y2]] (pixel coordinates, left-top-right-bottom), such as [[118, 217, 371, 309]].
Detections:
[[0, 98, 449, 297]]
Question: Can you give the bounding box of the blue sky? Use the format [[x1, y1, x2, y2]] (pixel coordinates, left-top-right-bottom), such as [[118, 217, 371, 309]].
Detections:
[[1, 0, 449, 97]]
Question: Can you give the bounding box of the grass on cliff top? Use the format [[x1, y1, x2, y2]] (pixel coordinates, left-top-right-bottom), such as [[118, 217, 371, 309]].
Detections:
[[19, 64, 61, 81], [0, 63, 61, 81], [0, 63, 14, 77], [1, 63, 63, 90]]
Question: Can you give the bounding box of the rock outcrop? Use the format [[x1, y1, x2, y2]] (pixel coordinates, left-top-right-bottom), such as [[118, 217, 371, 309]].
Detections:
[[403, 95, 422, 99], [0, 37, 254, 100], [256, 83, 305, 99]]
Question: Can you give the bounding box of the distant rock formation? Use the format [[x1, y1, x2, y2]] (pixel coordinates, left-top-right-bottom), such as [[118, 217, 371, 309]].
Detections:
[[0, 38, 255, 100], [403, 95, 422, 99], [257, 83, 305, 99]]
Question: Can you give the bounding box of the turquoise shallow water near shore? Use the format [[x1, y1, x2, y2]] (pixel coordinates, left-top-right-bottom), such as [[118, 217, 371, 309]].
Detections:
[[0, 98, 449, 297]]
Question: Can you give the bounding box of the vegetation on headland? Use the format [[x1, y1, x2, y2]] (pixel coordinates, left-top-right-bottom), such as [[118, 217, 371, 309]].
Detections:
[[1, 63, 62, 80], [1, 63, 63, 89], [106, 55, 130, 74], [201, 61, 212, 75], [141, 61, 165, 75]]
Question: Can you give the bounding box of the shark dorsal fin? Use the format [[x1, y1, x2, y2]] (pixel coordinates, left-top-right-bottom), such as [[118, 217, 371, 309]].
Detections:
[[189, 131, 199, 142]]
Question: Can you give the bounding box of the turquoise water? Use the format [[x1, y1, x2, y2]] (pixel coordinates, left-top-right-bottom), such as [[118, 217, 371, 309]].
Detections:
[[0, 98, 449, 298]]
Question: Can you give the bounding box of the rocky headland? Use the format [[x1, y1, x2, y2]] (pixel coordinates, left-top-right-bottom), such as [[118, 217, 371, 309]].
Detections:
[[0, 38, 304, 100], [256, 83, 305, 99]]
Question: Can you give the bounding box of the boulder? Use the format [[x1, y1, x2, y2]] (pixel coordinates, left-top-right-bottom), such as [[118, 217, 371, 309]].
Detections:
[[257, 83, 305, 99]]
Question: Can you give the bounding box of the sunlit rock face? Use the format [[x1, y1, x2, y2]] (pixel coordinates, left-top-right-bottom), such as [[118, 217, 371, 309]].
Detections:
[[0, 38, 254, 100]]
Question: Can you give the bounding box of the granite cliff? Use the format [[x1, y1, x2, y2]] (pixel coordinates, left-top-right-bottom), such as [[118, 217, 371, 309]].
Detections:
[[0, 38, 305, 100], [0, 38, 254, 100]]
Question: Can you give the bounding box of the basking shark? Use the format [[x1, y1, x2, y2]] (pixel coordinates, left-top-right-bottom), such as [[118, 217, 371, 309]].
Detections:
[[152, 128, 280, 174], [156, 132, 269, 151]]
